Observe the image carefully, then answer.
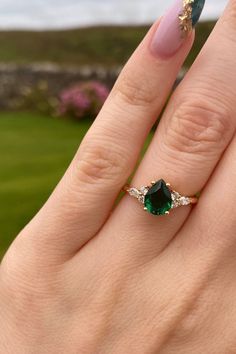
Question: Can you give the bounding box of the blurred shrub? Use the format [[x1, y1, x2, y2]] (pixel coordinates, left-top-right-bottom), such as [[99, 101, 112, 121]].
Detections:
[[58, 81, 109, 120], [16, 80, 110, 121], [20, 80, 58, 116]]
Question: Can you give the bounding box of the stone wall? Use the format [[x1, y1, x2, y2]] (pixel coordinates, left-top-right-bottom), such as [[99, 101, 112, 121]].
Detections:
[[0, 63, 185, 110], [0, 63, 121, 110]]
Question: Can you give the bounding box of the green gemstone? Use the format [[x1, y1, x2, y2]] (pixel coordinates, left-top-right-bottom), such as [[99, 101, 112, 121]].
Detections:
[[191, 0, 205, 27], [144, 179, 172, 216]]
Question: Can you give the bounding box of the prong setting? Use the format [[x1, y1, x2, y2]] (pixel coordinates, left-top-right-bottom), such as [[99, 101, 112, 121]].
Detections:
[[125, 179, 198, 216]]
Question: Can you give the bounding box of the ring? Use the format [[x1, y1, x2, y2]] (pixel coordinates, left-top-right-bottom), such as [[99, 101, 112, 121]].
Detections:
[[124, 179, 198, 216]]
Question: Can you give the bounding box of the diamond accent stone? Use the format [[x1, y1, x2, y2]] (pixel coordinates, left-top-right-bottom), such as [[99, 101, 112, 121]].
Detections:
[[138, 195, 145, 204], [171, 191, 181, 208], [171, 192, 191, 208], [140, 186, 149, 195], [179, 197, 191, 206], [127, 188, 146, 204], [128, 188, 140, 198], [171, 191, 181, 200]]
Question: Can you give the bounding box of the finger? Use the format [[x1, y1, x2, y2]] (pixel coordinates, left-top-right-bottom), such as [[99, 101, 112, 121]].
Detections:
[[108, 0, 236, 255], [15, 1, 196, 258], [166, 136, 236, 298], [145, 129, 236, 352], [163, 136, 236, 304]]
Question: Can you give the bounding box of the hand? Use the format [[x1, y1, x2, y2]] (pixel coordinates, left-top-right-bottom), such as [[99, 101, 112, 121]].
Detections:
[[1, 1, 236, 353]]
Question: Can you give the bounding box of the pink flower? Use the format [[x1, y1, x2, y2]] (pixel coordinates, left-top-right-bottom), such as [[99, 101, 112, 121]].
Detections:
[[87, 82, 109, 101], [58, 81, 110, 120]]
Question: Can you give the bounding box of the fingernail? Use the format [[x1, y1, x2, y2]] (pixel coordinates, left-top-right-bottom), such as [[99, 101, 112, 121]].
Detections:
[[151, 0, 205, 58]]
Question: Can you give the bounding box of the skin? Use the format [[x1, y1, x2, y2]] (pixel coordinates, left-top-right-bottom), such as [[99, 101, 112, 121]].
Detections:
[[1, 1, 236, 353]]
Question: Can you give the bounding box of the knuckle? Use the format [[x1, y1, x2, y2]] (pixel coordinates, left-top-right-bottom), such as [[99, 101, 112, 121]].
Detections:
[[113, 67, 157, 107], [165, 97, 232, 156], [76, 140, 128, 185]]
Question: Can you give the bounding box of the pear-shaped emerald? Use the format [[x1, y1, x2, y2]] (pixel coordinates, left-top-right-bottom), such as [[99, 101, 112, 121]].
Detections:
[[191, 0, 205, 27], [144, 179, 172, 216]]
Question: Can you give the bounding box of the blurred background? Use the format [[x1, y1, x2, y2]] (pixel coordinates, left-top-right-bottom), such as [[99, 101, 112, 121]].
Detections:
[[0, 0, 227, 257]]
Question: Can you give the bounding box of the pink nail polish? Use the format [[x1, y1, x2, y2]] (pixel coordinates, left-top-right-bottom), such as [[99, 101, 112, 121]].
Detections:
[[151, 0, 205, 58]]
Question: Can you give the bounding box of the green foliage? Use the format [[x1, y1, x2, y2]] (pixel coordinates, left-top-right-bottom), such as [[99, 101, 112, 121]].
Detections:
[[19, 81, 58, 115], [0, 21, 215, 68]]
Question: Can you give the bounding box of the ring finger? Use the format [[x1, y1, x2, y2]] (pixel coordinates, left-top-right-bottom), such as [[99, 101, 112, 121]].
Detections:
[[109, 0, 236, 256]]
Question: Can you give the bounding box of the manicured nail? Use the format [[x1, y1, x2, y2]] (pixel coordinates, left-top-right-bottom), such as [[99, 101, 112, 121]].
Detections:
[[151, 0, 205, 58]]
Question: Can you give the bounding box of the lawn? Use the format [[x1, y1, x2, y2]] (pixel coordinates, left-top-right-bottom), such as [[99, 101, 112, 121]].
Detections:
[[0, 112, 90, 258]]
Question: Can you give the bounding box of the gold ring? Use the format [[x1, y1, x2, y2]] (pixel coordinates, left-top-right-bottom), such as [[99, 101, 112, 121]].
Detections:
[[124, 179, 198, 216]]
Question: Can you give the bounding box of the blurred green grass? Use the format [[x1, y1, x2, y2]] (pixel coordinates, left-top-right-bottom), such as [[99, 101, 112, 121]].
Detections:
[[0, 22, 215, 67], [0, 112, 90, 257]]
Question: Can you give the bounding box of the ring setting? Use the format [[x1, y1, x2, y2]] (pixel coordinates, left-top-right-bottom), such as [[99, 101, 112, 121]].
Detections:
[[125, 179, 198, 216]]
